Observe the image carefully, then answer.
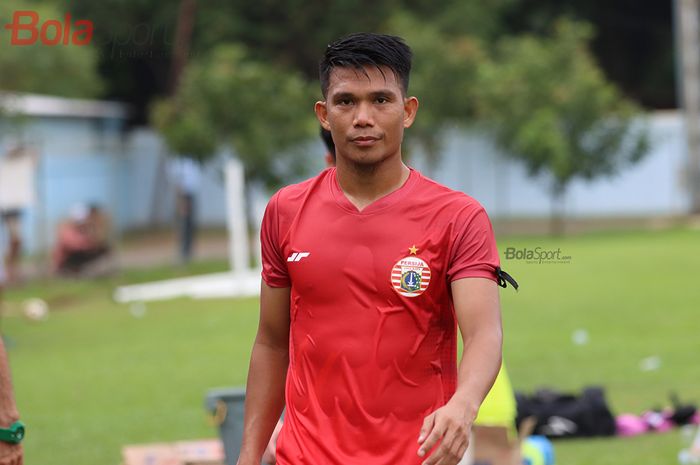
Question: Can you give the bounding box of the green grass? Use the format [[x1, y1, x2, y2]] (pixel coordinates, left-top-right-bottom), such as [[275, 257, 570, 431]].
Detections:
[[2, 228, 699, 465], [498, 228, 700, 464]]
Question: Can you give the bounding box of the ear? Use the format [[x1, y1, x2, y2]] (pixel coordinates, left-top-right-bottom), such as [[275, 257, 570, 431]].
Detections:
[[403, 96, 419, 128], [315, 101, 331, 130]]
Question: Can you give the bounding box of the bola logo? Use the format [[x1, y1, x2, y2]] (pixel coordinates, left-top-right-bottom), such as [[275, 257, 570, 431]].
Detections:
[[390, 246, 431, 298], [3, 11, 94, 46]]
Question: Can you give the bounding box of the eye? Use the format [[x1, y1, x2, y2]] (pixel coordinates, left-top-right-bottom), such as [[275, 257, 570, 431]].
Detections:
[[337, 98, 353, 106], [375, 96, 388, 104]]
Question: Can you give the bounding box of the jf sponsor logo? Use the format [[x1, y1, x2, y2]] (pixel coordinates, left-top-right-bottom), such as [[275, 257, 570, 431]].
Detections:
[[2, 10, 93, 46]]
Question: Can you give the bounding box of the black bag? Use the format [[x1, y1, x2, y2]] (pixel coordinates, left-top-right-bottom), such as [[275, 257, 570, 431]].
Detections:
[[516, 386, 616, 439]]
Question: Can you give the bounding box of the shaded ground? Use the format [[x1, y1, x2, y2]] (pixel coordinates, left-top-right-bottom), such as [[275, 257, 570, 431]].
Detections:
[[13, 227, 231, 282], [117, 227, 230, 268]]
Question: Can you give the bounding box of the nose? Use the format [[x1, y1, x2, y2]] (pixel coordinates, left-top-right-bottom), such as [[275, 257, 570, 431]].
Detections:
[[352, 101, 374, 127]]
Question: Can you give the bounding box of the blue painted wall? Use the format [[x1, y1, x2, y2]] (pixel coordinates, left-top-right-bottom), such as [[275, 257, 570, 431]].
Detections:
[[411, 112, 689, 218]]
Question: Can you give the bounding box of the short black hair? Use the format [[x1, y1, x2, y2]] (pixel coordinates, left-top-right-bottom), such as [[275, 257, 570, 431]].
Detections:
[[320, 127, 335, 159], [319, 32, 412, 98]]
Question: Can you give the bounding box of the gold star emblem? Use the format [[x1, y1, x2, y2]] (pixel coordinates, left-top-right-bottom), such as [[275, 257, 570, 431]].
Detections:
[[408, 245, 418, 255]]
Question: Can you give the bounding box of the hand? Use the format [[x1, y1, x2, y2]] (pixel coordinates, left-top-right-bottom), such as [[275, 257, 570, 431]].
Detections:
[[0, 443, 22, 465], [417, 401, 473, 465]]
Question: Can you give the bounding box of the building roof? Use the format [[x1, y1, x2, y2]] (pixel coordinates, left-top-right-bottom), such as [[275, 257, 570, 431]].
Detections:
[[0, 92, 129, 119]]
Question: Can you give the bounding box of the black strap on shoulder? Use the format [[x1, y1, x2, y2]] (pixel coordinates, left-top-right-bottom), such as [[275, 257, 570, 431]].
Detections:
[[496, 266, 519, 291]]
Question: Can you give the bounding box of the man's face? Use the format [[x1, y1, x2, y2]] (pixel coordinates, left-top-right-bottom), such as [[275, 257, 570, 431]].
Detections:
[[315, 65, 418, 167]]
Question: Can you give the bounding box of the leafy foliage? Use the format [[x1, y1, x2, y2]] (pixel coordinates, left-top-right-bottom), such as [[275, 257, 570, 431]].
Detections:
[[477, 20, 649, 198], [387, 13, 486, 165], [36, 0, 650, 196], [193, 0, 400, 78], [0, 0, 102, 97], [152, 45, 317, 186], [398, 0, 515, 39]]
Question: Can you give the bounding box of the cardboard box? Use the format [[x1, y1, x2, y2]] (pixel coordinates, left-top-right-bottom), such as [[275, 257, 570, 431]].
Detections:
[[122, 438, 225, 465]]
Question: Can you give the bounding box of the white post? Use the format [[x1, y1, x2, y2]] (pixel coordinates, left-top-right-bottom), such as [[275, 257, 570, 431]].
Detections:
[[249, 185, 267, 270], [676, 0, 700, 212], [225, 158, 249, 273]]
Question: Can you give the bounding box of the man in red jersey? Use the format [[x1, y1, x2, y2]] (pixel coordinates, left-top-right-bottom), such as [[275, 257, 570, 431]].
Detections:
[[238, 32, 514, 465], [261, 127, 336, 465]]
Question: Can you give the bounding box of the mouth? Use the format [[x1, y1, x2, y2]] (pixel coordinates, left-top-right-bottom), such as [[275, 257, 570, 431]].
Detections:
[[351, 136, 380, 147]]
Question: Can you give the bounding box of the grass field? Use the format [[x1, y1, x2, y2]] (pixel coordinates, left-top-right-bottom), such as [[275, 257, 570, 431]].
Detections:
[[2, 227, 699, 465]]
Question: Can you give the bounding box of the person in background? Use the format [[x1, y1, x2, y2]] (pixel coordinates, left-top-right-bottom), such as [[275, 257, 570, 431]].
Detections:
[[0, 229, 5, 309], [320, 126, 336, 167], [469, 364, 521, 465], [169, 157, 202, 264], [52, 204, 109, 274], [0, 211, 22, 285], [86, 204, 112, 252], [0, 249, 23, 465], [0, 335, 22, 465]]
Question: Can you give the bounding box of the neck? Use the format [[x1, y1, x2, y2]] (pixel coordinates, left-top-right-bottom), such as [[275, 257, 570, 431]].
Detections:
[[335, 153, 410, 211]]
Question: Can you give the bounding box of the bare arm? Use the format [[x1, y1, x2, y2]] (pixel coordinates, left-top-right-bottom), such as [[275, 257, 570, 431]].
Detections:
[[418, 277, 502, 465], [450, 277, 503, 418], [237, 281, 291, 465], [0, 335, 22, 465]]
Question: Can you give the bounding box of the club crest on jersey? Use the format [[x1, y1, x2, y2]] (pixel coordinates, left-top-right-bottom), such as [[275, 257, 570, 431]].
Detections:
[[391, 256, 431, 297]]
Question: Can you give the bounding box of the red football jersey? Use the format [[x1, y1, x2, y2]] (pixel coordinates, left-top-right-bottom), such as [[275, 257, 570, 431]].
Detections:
[[260, 167, 500, 465]]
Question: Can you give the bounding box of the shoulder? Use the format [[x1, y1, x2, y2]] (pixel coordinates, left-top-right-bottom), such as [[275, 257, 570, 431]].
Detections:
[[274, 170, 327, 201], [412, 170, 487, 218], [266, 168, 332, 215]]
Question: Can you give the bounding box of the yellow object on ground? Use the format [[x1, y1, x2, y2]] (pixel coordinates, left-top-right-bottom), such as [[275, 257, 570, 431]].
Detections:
[[474, 363, 518, 436]]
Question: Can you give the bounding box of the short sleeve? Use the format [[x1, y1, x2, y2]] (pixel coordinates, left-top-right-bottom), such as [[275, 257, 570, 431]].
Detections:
[[447, 206, 500, 283], [260, 191, 290, 288]]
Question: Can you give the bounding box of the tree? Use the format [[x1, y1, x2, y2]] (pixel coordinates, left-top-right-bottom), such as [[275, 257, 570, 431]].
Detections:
[[192, 0, 400, 78], [54, 0, 673, 126], [386, 13, 486, 171], [399, 0, 515, 40], [477, 20, 649, 234], [55, 0, 178, 123], [502, 0, 675, 109], [0, 0, 102, 98], [59, 0, 399, 123], [152, 44, 317, 187]]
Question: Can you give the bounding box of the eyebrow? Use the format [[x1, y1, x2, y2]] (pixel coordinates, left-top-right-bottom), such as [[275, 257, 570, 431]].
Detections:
[[331, 90, 398, 101]]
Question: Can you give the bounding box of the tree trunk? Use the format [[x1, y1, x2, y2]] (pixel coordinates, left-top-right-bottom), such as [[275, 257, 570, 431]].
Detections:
[[549, 183, 567, 236], [169, 0, 198, 95], [152, 0, 197, 225]]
